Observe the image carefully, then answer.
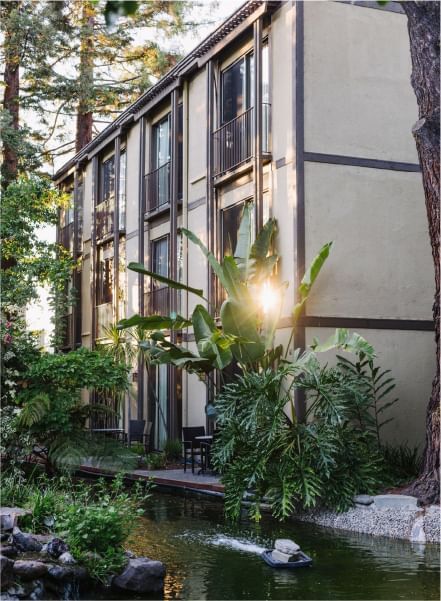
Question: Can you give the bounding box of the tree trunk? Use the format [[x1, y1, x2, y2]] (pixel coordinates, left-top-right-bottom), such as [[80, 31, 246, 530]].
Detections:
[[400, 1, 440, 505], [1, 0, 21, 189], [75, 1, 94, 152]]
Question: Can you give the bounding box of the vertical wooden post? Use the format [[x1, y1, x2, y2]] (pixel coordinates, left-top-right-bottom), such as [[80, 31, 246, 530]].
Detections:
[[253, 17, 263, 233], [113, 136, 121, 324], [137, 118, 146, 420], [91, 156, 98, 349], [169, 89, 180, 439]]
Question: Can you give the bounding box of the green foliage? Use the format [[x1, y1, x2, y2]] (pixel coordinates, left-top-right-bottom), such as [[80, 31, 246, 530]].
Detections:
[[381, 444, 422, 486], [212, 343, 390, 522], [0, 470, 153, 583], [293, 241, 333, 321], [0, 175, 74, 315], [11, 348, 135, 473], [163, 439, 182, 461], [145, 452, 166, 470]]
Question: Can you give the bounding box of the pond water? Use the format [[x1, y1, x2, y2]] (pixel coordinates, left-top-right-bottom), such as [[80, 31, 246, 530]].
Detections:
[[90, 491, 440, 601]]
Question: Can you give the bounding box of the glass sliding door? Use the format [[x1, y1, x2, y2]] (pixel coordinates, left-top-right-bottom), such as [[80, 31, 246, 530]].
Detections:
[[152, 114, 171, 208], [154, 364, 168, 450]]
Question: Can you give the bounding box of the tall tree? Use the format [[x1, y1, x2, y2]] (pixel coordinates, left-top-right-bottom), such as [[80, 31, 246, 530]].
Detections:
[[1, 0, 22, 188], [76, 1, 95, 151], [400, 1, 440, 505]]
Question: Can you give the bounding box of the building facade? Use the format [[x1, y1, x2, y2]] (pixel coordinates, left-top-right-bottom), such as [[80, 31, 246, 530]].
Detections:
[[55, 0, 435, 449]]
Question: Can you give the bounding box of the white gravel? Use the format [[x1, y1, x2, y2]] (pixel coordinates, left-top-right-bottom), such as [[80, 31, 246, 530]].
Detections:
[[293, 504, 440, 544]]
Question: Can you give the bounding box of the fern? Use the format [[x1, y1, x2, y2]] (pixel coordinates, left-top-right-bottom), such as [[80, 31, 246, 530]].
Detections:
[[18, 393, 50, 427]]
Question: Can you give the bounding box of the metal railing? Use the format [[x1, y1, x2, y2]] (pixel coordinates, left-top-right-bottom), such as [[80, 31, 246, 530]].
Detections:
[[95, 197, 115, 240], [95, 302, 113, 339], [90, 391, 121, 430], [212, 103, 271, 177], [145, 161, 171, 214], [144, 287, 171, 316]]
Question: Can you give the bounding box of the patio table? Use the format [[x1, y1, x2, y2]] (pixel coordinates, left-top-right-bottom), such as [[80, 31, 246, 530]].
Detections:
[[195, 435, 214, 474]]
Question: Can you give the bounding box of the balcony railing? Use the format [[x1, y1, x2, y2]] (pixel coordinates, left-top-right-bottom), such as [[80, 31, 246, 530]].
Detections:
[[213, 103, 271, 177], [96, 197, 115, 241], [144, 287, 170, 316], [145, 161, 171, 214], [95, 302, 113, 339]]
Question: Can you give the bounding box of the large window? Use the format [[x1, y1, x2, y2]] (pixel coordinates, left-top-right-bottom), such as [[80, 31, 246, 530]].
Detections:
[[96, 243, 113, 306], [153, 115, 171, 169], [99, 155, 115, 203], [146, 236, 170, 315], [118, 149, 126, 230], [222, 202, 246, 257], [221, 53, 254, 124]]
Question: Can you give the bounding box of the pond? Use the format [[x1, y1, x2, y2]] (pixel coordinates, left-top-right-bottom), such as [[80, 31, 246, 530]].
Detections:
[[90, 491, 440, 601]]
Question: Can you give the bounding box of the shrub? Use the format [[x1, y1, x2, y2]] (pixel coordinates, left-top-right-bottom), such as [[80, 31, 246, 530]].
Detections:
[[164, 439, 182, 461], [212, 349, 390, 521], [145, 452, 166, 469], [381, 444, 422, 486]]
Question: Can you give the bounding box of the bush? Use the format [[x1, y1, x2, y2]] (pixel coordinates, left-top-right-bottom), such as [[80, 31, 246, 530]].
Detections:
[[381, 444, 422, 486], [164, 439, 182, 461], [212, 350, 390, 521], [145, 452, 166, 469]]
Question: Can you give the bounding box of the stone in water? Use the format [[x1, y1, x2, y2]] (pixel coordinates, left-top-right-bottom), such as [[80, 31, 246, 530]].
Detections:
[[274, 539, 300, 555]]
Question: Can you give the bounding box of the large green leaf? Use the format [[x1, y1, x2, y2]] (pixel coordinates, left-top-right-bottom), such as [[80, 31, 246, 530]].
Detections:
[[250, 217, 277, 261], [220, 299, 265, 364], [192, 305, 233, 370], [181, 228, 231, 293], [222, 255, 247, 302], [310, 328, 375, 359], [117, 314, 191, 331], [128, 262, 205, 298], [234, 202, 253, 281], [293, 241, 333, 321]]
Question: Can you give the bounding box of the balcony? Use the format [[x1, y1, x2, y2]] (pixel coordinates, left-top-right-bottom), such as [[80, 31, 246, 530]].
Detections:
[[145, 161, 171, 214], [95, 302, 113, 339], [144, 287, 170, 316], [96, 198, 115, 241], [212, 103, 271, 178]]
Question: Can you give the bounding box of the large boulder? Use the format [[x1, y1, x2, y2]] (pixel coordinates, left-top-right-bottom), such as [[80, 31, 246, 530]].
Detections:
[[112, 557, 165, 593], [12, 560, 48, 580], [12, 529, 42, 553], [46, 564, 87, 581], [0, 554, 14, 588], [58, 552, 76, 565], [0, 545, 17, 559]]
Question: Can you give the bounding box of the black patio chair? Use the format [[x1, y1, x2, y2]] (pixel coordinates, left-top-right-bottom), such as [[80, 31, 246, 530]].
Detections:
[[126, 420, 152, 452], [182, 426, 205, 473]]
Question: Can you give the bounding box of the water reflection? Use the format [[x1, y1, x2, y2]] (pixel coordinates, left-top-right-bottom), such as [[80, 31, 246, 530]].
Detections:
[[124, 492, 440, 601]]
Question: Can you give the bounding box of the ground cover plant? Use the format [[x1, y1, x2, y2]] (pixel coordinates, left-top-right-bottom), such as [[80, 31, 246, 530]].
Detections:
[[1, 469, 152, 582]]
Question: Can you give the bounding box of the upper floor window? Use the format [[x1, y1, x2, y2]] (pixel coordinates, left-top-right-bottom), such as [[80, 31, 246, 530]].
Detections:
[[96, 243, 113, 306], [221, 53, 254, 124], [119, 149, 127, 230], [99, 155, 115, 204], [153, 115, 171, 168]]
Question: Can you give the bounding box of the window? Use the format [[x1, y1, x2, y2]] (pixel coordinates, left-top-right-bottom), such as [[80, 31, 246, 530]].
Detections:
[[96, 243, 113, 305], [221, 53, 254, 124], [77, 177, 84, 251], [153, 115, 171, 168], [222, 202, 246, 257], [118, 149, 126, 230], [152, 236, 169, 283], [99, 155, 115, 203]]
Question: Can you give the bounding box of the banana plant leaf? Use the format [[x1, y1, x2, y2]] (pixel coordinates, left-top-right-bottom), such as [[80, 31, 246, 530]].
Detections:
[[181, 228, 232, 294], [192, 305, 233, 370], [293, 241, 333, 321], [117, 313, 191, 331], [139, 339, 215, 374], [220, 298, 265, 364], [234, 202, 254, 281], [128, 262, 205, 299]]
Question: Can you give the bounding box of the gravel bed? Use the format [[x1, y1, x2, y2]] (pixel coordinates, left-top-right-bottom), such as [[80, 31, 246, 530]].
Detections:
[[293, 505, 440, 543]]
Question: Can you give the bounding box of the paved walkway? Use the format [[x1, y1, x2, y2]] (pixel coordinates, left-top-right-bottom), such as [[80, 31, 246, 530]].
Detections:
[[79, 464, 224, 494]]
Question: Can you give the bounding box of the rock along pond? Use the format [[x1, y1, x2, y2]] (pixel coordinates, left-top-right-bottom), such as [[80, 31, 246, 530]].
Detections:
[[87, 491, 440, 601]]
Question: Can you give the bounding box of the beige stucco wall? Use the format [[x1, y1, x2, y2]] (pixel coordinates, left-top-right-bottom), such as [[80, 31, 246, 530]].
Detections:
[[305, 326, 435, 448], [125, 122, 141, 235], [304, 161, 433, 320], [303, 1, 419, 163]]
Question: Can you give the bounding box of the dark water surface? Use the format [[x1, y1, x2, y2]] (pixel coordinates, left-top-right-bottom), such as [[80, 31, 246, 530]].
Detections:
[[95, 491, 440, 601]]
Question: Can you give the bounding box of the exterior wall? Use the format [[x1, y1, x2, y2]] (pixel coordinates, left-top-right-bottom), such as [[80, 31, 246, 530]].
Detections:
[[55, 1, 434, 447]]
